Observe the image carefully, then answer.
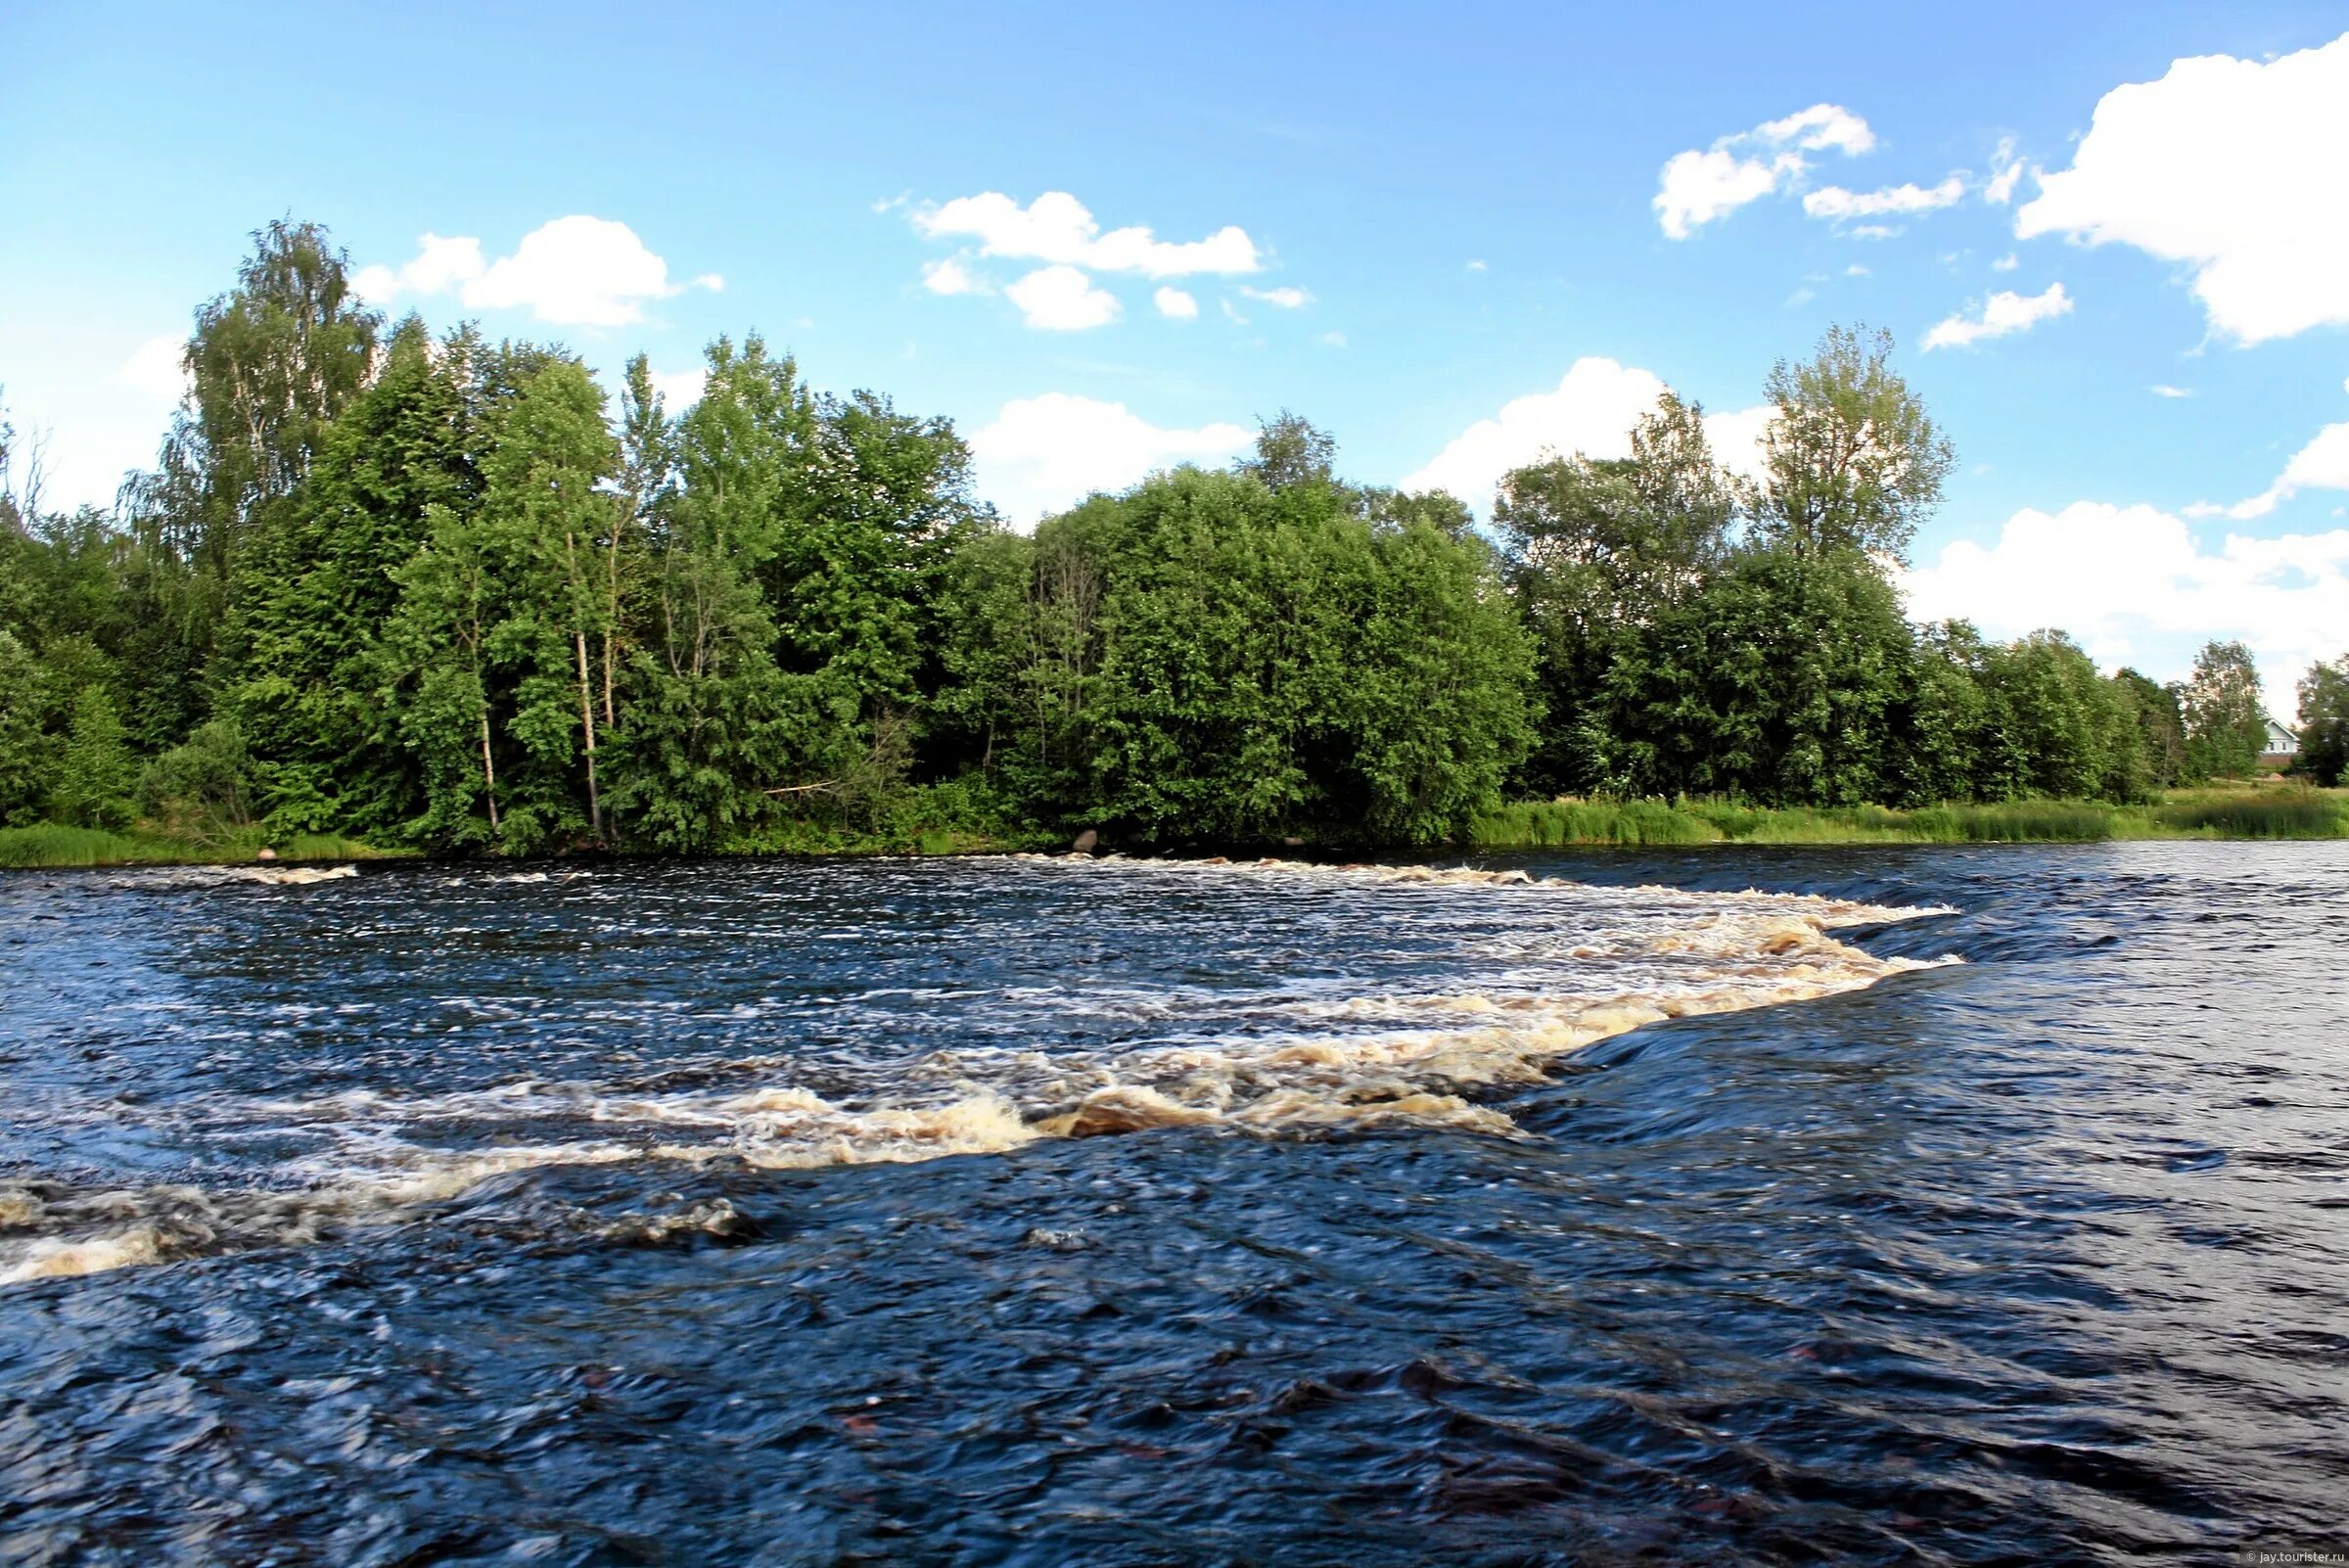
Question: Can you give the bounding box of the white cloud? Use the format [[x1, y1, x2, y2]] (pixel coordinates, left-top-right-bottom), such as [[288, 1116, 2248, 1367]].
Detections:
[[2149, 384, 2193, 398], [913, 191, 1260, 278], [1220, 299, 1249, 326], [1991, 253, 2020, 272], [1465, 258, 1489, 272], [2216, 418, 2349, 520], [967, 393, 1251, 525], [1398, 356, 1773, 510], [2015, 30, 2349, 343], [1845, 263, 1871, 277], [1153, 286, 1198, 320], [353, 218, 718, 328], [1922, 282, 2073, 349], [1003, 265, 1121, 331], [921, 256, 988, 297], [1754, 104, 1877, 157], [647, 366, 707, 410], [1984, 138, 2027, 205], [1903, 501, 2349, 700], [1238, 285, 1313, 309], [1803, 176, 1966, 220], [1702, 402, 1775, 482], [116, 335, 188, 403], [1655, 149, 1796, 240], [350, 232, 484, 303], [1848, 224, 1902, 240], [1318, 331, 1348, 348], [1655, 103, 1874, 238]]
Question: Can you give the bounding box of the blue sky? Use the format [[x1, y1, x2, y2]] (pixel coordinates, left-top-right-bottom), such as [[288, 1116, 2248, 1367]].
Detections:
[[4, 1, 2346, 705]]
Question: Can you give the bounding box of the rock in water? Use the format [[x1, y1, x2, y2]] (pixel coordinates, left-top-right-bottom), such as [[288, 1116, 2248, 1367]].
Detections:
[[1024, 1227, 1090, 1251], [254, 847, 279, 862], [1072, 829, 1099, 853]]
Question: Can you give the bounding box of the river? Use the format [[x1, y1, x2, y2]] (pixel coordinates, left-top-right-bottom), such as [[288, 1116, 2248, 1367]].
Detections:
[[1, 845, 2343, 1564]]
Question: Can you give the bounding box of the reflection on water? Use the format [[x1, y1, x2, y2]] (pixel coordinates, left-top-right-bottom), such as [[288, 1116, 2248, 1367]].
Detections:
[[0, 844, 2343, 1563]]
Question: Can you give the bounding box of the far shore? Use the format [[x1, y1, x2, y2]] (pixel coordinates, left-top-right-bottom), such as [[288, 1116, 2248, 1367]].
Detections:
[[3, 783, 2342, 871]]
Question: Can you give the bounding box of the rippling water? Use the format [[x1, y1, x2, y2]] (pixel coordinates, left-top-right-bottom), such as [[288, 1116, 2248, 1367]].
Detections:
[[1, 846, 2343, 1564]]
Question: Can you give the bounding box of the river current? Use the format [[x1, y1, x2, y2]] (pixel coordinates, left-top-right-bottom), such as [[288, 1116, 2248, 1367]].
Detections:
[[0, 845, 2342, 1564]]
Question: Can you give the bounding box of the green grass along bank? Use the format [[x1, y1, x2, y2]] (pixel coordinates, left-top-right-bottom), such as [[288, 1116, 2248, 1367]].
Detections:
[[1467, 788, 2349, 848], [7, 785, 2344, 870]]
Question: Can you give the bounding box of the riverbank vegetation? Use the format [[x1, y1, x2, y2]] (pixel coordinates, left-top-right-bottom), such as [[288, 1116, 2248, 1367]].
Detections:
[[1469, 784, 2349, 848], [2, 219, 2344, 867]]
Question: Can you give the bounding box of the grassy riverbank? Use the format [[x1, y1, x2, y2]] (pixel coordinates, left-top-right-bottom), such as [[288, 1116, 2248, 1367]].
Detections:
[[0, 824, 403, 870], [1467, 785, 2349, 848]]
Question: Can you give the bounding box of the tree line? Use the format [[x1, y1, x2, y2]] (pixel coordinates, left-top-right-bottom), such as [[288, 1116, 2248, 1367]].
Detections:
[[0, 221, 2340, 854]]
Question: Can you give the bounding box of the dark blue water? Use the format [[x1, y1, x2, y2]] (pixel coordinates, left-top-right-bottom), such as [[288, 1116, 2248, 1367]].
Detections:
[[1, 846, 2344, 1565]]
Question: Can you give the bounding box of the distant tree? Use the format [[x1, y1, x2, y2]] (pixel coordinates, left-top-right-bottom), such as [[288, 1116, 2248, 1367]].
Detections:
[[1893, 620, 1990, 805], [2113, 668, 2188, 789], [1241, 411, 1337, 495], [0, 630, 56, 824], [1750, 324, 1955, 566], [50, 685, 136, 831], [1606, 545, 1911, 806], [1496, 392, 1734, 793], [2295, 655, 2349, 786], [2180, 639, 2266, 779]]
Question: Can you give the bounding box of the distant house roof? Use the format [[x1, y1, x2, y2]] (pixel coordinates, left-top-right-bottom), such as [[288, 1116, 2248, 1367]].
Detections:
[[2263, 717, 2299, 753]]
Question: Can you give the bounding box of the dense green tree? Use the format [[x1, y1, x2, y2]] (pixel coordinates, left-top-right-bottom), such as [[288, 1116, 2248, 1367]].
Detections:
[[1892, 621, 1990, 805], [121, 221, 382, 737], [1608, 545, 1911, 805], [1497, 392, 1734, 793], [0, 630, 57, 825], [609, 336, 813, 850], [223, 317, 478, 832], [50, 686, 136, 830], [1971, 631, 2146, 802], [1750, 324, 1955, 564], [2113, 668, 2188, 790], [2180, 639, 2266, 779], [2295, 655, 2349, 786]]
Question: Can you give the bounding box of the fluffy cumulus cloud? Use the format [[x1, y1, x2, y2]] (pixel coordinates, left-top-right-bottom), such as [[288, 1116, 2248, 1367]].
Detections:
[[967, 393, 1250, 525], [1153, 287, 1198, 320], [1922, 283, 2073, 349], [1802, 176, 1965, 220], [1904, 502, 2349, 700], [920, 256, 987, 297], [2015, 30, 2349, 343], [352, 217, 720, 327], [1654, 103, 1874, 238], [1399, 357, 1773, 511], [912, 191, 1260, 278], [2209, 417, 2349, 521], [1003, 265, 1121, 331]]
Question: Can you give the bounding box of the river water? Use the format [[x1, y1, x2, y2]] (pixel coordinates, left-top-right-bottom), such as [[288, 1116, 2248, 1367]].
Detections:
[[0, 846, 2342, 1565]]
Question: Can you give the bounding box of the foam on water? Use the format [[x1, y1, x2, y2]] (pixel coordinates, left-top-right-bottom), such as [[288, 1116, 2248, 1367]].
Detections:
[[0, 856, 1956, 1284]]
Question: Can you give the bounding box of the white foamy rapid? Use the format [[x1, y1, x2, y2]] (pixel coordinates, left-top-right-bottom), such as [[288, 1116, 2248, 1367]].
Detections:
[[1, 855, 1956, 1284]]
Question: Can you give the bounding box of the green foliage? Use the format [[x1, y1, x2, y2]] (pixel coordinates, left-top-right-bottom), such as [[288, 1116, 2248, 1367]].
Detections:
[[136, 719, 255, 838], [2154, 789, 2344, 838], [1604, 545, 1911, 806], [0, 629, 58, 825], [6, 254, 2298, 858], [50, 686, 136, 830], [2180, 639, 2266, 779], [1750, 324, 1955, 564], [1016, 463, 1534, 846], [1468, 799, 1718, 847], [2293, 655, 2348, 787]]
